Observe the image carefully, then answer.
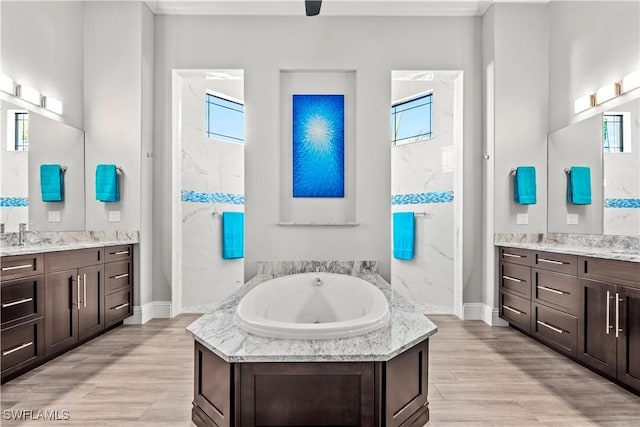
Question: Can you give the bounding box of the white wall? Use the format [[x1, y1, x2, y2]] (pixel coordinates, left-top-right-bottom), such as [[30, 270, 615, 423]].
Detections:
[[153, 16, 484, 304]]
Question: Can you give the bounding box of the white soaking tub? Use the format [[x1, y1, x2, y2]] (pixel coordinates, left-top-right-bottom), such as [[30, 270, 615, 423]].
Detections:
[[235, 272, 390, 339]]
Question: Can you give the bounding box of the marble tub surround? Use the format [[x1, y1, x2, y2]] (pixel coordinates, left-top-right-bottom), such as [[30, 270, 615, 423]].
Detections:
[[0, 230, 139, 256], [256, 260, 378, 277], [495, 233, 640, 263], [186, 272, 438, 363]]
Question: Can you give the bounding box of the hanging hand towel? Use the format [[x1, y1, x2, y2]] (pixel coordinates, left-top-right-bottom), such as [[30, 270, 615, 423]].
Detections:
[[95, 164, 120, 202], [393, 212, 415, 260], [514, 166, 537, 205], [40, 164, 64, 202], [222, 212, 244, 259], [568, 166, 591, 205]]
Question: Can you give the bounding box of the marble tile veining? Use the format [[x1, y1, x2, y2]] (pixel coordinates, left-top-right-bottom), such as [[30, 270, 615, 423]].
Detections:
[[256, 260, 378, 277], [186, 271, 438, 363], [0, 230, 139, 256]]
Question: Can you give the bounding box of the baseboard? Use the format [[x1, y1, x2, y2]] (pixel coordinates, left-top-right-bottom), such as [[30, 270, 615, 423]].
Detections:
[[463, 303, 508, 327], [124, 301, 172, 325]]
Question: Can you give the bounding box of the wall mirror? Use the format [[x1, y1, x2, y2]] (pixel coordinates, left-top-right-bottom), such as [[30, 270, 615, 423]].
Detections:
[[548, 96, 640, 235], [0, 99, 85, 233]]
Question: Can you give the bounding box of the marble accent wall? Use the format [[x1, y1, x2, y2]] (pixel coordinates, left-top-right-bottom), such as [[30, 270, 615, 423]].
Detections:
[[256, 260, 378, 277], [181, 76, 245, 313], [390, 74, 455, 314]]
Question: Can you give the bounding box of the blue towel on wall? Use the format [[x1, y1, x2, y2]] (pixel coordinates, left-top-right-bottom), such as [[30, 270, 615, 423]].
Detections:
[[96, 164, 120, 202], [568, 166, 592, 205], [514, 166, 537, 205], [40, 164, 64, 202], [393, 212, 415, 260], [222, 212, 244, 259]]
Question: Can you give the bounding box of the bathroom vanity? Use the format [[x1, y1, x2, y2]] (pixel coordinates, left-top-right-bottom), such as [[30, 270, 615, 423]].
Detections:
[[0, 239, 135, 383], [187, 264, 438, 427], [497, 244, 640, 394]]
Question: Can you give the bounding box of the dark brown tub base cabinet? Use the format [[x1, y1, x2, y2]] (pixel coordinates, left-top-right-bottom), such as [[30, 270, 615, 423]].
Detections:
[[1, 245, 134, 383], [498, 246, 640, 395], [192, 340, 430, 427]]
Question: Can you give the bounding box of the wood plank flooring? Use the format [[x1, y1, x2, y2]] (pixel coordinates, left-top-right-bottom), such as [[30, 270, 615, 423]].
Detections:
[[1, 314, 638, 426]]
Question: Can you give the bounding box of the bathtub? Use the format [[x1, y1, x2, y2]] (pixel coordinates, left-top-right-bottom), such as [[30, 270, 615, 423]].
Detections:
[[234, 272, 390, 339]]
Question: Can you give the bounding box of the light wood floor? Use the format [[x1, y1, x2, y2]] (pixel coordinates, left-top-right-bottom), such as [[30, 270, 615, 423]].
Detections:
[[1, 314, 639, 426]]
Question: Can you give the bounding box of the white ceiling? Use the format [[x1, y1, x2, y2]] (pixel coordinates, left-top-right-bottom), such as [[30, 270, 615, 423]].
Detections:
[[144, 0, 552, 17]]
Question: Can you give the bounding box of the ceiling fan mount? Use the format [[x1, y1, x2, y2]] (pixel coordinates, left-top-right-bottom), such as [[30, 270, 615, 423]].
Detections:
[[305, 0, 322, 16]]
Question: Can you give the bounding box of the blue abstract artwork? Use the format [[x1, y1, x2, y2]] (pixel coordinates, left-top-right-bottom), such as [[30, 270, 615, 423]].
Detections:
[[292, 94, 344, 198]]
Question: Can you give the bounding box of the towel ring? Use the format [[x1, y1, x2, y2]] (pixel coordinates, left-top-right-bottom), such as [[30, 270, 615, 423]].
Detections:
[[61, 166, 68, 173], [510, 168, 517, 175], [564, 168, 571, 174], [115, 166, 124, 174]]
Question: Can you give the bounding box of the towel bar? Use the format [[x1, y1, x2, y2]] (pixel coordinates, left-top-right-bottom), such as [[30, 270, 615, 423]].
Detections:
[[414, 212, 427, 216]]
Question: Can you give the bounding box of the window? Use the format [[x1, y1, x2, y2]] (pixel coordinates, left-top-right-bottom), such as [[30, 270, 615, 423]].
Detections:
[[603, 114, 623, 153], [391, 93, 433, 146], [5, 110, 28, 152], [206, 93, 244, 143]]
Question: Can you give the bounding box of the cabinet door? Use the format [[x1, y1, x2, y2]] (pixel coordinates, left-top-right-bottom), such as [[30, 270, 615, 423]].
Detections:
[[578, 279, 617, 378], [617, 286, 640, 391], [45, 270, 79, 355], [78, 265, 105, 341]]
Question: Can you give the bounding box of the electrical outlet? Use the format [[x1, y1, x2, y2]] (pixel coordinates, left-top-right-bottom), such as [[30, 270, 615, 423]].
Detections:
[[48, 211, 60, 222], [567, 214, 579, 225], [516, 213, 529, 225], [109, 211, 121, 222]]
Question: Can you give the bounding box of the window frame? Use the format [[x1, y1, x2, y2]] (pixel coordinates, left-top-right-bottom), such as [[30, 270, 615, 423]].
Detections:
[[603, 111, 632, 154], [205, 91, 245, 144], [391, 91, 434, 146], [5, 109, 29, 152]]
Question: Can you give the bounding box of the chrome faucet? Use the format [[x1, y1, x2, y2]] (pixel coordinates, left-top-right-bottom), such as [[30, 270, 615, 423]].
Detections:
[[313, 276, 323, 286], [18, 223, 27, 245]]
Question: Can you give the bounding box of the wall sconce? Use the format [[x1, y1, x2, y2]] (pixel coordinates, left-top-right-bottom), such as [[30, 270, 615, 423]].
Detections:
[[42, 96, 63, 114], [0, 74, 14, 95], [574, 94, 594, 114], [621, 71, 640, 94], [595, 82, 621, 105], [16, 84, 41, 105]]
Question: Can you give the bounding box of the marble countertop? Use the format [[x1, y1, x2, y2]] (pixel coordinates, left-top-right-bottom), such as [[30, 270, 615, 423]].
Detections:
[[186, 274, 438, 363], [0, 230, 139, 257], [495, 242, 639, 263]]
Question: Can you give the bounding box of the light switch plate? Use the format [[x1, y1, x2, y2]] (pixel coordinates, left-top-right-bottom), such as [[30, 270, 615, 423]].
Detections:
[[516, 213, 529, 225], [109, 210, 121, 222], [567, 214, 579, 225], [48, 211, 60, 222]]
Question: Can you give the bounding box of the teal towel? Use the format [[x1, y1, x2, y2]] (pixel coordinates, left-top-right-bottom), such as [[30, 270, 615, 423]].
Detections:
[[96, 164, 120, 202], [514, 166, 537, 205], [393, 212, 415, 260], [40, 164, 64, 202], [568, 166, 591, 205], [222, 212, 244, 259]]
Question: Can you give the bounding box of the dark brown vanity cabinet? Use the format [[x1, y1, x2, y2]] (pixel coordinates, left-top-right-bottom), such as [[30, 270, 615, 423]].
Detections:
[[498, 246, 640, 394]]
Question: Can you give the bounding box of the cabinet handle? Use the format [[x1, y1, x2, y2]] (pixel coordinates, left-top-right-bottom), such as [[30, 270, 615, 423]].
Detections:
[[537, 320, 564, 334], [537, 285, 566, 295], [503, 253, 524, 259], [2, 341, 33, 356], [112, 251, 129, 256], [616, 293, 621, 338], [606, 291, 613, 334], [502, 305, 523, 315], [2, 297, 33, 308], [83, 273, 87, 308], [502, 275, 523, 283], [77, 275, 81, 310], [113, 303, 129, 310], [538, 258, 565, 265], [1, 263, 33, 272], [113, 273, 129, 279]]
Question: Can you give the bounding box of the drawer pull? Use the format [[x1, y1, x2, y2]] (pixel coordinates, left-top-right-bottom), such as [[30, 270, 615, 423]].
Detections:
[[616, 293, 621, 338], [606, 291, 614, 334], [537, 320, 564, 334], [502, 305, 523, 315], [113, 303, 129, 311], [2, 341, 33, 356], [503, 253, 524, 259], [113, 273, 129, 279], [502, 275, 523, 283], [538, 258, 565, 265], [2, 297, 33, 308], [537, 285, 566, 295], [1, 263, 33, 272], [112, 251, 130, 256]]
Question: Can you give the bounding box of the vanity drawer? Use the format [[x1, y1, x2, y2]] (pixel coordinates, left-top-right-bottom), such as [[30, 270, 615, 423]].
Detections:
[[533, 251, 577, 275], [500, 291, 530, 333], [1, 254, 44, 281], [1, 318, 44, 378], [499, 247, 531, 266], [105, 245, 132, 263], [45, 248, 104, 272], [532, 269, 578, 316], [105, 288, 132, 327], [532, 303, 577, 358], [1, 276, 44, 327], [105, 260, 132, 294], [578, 256, 640, 288], [499, 262, 531, 299]]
